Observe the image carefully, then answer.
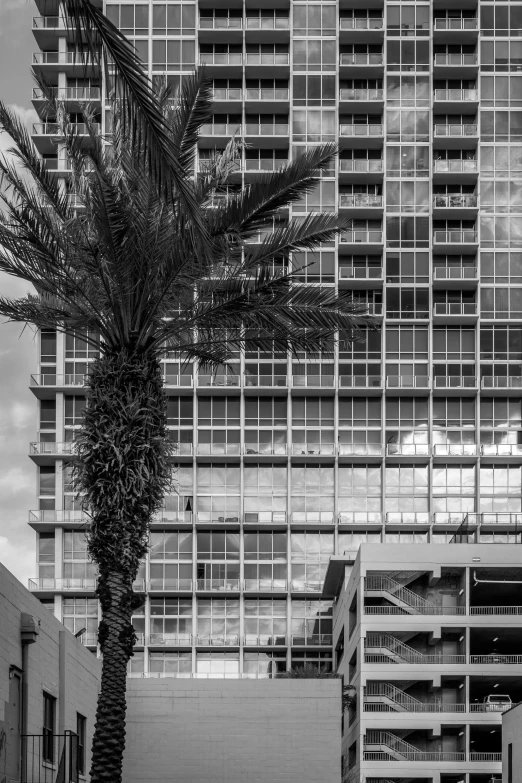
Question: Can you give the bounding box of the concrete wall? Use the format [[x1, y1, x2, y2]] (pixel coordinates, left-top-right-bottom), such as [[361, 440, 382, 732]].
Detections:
[[0, 562, 100, 783], [123, 678, 342, 783], [502, 703, 522, 783]]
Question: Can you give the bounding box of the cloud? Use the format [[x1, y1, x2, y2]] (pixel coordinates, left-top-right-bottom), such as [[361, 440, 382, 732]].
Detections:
[[0, 534, 35, 586]]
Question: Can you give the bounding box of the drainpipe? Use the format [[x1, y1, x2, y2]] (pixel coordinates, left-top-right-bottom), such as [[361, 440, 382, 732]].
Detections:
[[20, 613, 39, 736]]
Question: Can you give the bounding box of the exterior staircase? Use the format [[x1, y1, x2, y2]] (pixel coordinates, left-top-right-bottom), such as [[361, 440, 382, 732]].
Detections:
[[364, 682, 424, 712], [364, 731, 422, 761], [364, 632, 466, 665], [364, 575, 437, 614]]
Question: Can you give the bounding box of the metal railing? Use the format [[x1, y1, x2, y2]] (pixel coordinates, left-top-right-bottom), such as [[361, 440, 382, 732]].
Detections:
[[290, 581, 324, 592], [33, 52, 95, 66], [364, 683, 466, 713], [339, 375, 382, 388], [28, 577, 97, 591], [291, 375, 335, 387], [365, 574, 437, 613], [245, 53, 290, 66], [291, 444, 336, 456], [245, 17, 290, 29], [364, 750, 466, 762], [199, 17, 243, 29], [291, 513, 335, 524], [433, 159, 478, 173], [365, 632, 466, 665], [197, 373, 240, 386], [434, 88, 478, 101], [199, 53, 243, 66], [30, 442, 77, 455], [196, 443, 241, 455], [433, 302, 477, 315], [339, 512, 383, 524], [365, 605, 465, 616], [385, 512, 430, 524], [244, 443, 287, 455], [434, 53, 478, 66], [339, 266, 383, 279], [433, 194, 477, 208], [434, 124, 478, 137], [244, 374, 287, 387], [339, 230, 383, 243], [244, 159, 288, 172], [29, 510, 89, 523], [291, 634, 332, 645], [339, 88, 383, 101], [30, 373, 85, 387], [245, 88, 290, 101], [339, 159, 383, 173], [386, 375, 429, 388], [196, 513, 240, 524], [433, 266, 477, 279], [245, 123, 289, 135], [32, 15, 61, 28], [481, 444, 522, 456], [243, 512, 287, 524], [386, 444, 430, 456], [432, 444, 478, 456], [243, 579, 288, 591], [340, 53, 384, 66], [433, 376, 476, 388], [196, 579, 241, 591], [470, 606, 522, 615], [196, 634, 240, 646], [243, 634, 287, 645], [434, 17, 478, 30], [339, 444, 383, 456], [340, 18, 383, 30], [200, 123, 241, 136], [470, 752, 502, 762], [212, 88, 243, 101], [433, 230, 478, 243], [163, 375, 193, 386], [470, 654, 522, 665], [339, 194, 383, 208], [147, 579, 193, 591], [147, 633, 192, 646], [33, 122, 98, 136], [481, 376, 522, 389], [339, 124, 383, 137], [153, 510, 193, 524], [470, 702, 519, 712], [22, 733, 79, 783]]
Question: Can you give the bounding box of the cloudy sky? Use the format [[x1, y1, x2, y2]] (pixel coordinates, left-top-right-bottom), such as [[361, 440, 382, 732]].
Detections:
[[0, 0, 43, 585]]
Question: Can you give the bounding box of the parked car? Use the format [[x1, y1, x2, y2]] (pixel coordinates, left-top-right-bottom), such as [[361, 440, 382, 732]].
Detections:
[[481, 694, 512, 711]]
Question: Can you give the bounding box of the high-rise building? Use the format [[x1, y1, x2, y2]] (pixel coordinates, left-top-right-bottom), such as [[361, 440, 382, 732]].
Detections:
[[28, 0, 522, 683]]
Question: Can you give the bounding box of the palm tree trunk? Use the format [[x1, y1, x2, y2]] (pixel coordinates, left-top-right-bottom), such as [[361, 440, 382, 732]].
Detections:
[[90, 571, 134, 783], [73, 350, 172, 783]]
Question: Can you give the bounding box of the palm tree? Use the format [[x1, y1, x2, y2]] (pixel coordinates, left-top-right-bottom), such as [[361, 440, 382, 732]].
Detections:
[[0, 5, 376, 781]]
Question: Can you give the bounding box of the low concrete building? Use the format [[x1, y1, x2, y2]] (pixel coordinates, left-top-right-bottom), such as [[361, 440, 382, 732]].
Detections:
[[123, 678, 342, 783], [502, 702, 522, 783], [323, 542, 522, 783], [0, 561, 100, 783]]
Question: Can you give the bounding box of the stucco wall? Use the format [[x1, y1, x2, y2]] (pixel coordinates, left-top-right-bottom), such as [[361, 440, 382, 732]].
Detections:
[[0, 562, 100, 783], [502, 703, 522, 783], [123, 678, 342, 783]]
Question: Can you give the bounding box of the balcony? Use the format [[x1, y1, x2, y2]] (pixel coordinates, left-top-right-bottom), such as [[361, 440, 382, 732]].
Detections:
[[245, 88, 289, 102], [245, 123, 289, 137], [244, 159, 288, 172], [432, 302, 478, 321], [339, 194, 383, 209], [433, 230, 478, 245], [212, 88, 242, 102], [434, 53, 478, 67], [386, 375, 429, 389], [148, 579, 193, 592], [339, 266, 383, 282], [32, 51, 97, 75], [28, 577, 97, 592], [434, 18, 478, 30], [196, 513, 240, 524], [291, 375, 335, 388], [386, 444, 430, 457], [339, 230, 383, 245], [339, 53, 383, 66], [245, 17, 289, 29], [243, 634, 287, 645], [339, 124, 383, 138], [434, 123, 477, 138], [245, 53, 289, 66], [199, 53, 243, 66], [433, 266, 477, 283], [196, 443, 241, 456], [481, 444, 522, 457], [385, 512, 430, 524], [291, 512, 335, 525], [243, 579, 287, 592], [339, 444, 383, 457], [433, 444, 478, 456], [33, 122, 98, 137], [243, 512, 287, 524], [339, 512, 382, 525], [196, 579, 241, 592], [199, 17, 243, 29], [243, 374, 287, 387], [433, 375, 477, 390], [170, 443, 193, 457], [200, 123, 241, 137], [164, 375, 193, 388], [153, 510, 193, 524], [147, 633, 192, 646], [33, 15, 61, 28], [196, 634, 240, 646], [339, 159, 383, 174], [338, 375, 382, 389], [433, 194, 477, 209], [364, 731, 467, 763], [291, 444, 336, 456], [291, 634, 332, 645], [481, 376, 522, 391], [29, 509, 89, 524], [197, 373, 240, 387], [473, 512, 522, 526], [433, 159, 478, 173], [432, 512, 468, 524], [30, 441, 76, 457], [340, 18, 383, 30], [339, 88, 383, 102], [244, 443, 287, 456]]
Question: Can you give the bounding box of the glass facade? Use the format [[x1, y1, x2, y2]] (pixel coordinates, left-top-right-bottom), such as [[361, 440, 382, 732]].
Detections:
[[29, 0, 522, 680]]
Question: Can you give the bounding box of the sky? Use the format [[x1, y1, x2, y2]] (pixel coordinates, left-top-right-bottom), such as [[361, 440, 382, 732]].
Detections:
[[0, 0, 43, 585]]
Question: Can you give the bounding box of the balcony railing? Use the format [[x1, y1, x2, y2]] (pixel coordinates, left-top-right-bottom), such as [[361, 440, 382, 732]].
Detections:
[[434, 53, 478, 66], [33, 122, 98, 136], [433, 159, 478, 173], [245, 53, 290, 66], [291, 581, 324, 592], [291, 444, 336, 456], [434, 124, 477, 137], [197, 373, 240, 386], [291, 375, 335, 387], [163, 375, 193, 386], [29, 509, 89, 523], [245, 88, 290, 101], [433, 230, 478, 243], [433, 266, 477, 280], [243, 512, 287, 524], [339, 444, 383, 456], [244, 443, 287, 455], [33, 15, 61, 28], [339, 266, 383, 280], [199, 53, 243, 66], [385, 512, 430, 524], [197, 443, 241, 455], [481, 444, 522, 456], [200, 123, 241, 136], [432, 512, 468, 524], [339, 375, 382, 388], [196, 513, 240, 524], [386, 444, 430, 456], [481, 376, 522, 389], [291, 512, 335, 524], [199, 17, 243, 29], [153, 510, 193, 523], [433, 444, 478, 456], [340, 53, 383, 66], [245, 123, 289, 136], [291, 634, 332, 645], [212, 88, 243, 101], [433, 375, 476, 388], [244, 374, 287, 387], [433, 302, 477, 315], [243, 634, 287, 646], [470, 654, 522, 665], [244, 159, 288, 172], [30, 441, 77, 456], [339, 512, 383, 524], [339, 194, 383, 208], [434, 88, 478, 101], [196, 634, 240, 645], [243, 579, 287, 592], [196, 579, 241, 591], [31, 373, 85, 387], [148, 579, 193, 592], [148, 633, 192, 645], [386, 375, 429, 388], [434, 17, 478, 30], [339, 124, 383, 137], [339, 159, 383, 173], [433, 194, 477, 208], [339, 230, 383, 243], [28, 577, 97, 591], [339, 88, 383, 101], [245, 17, 289, 29], [340, 18, 383, 30], [470, 606, 522, 616], [33, 52, 95, 66]]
